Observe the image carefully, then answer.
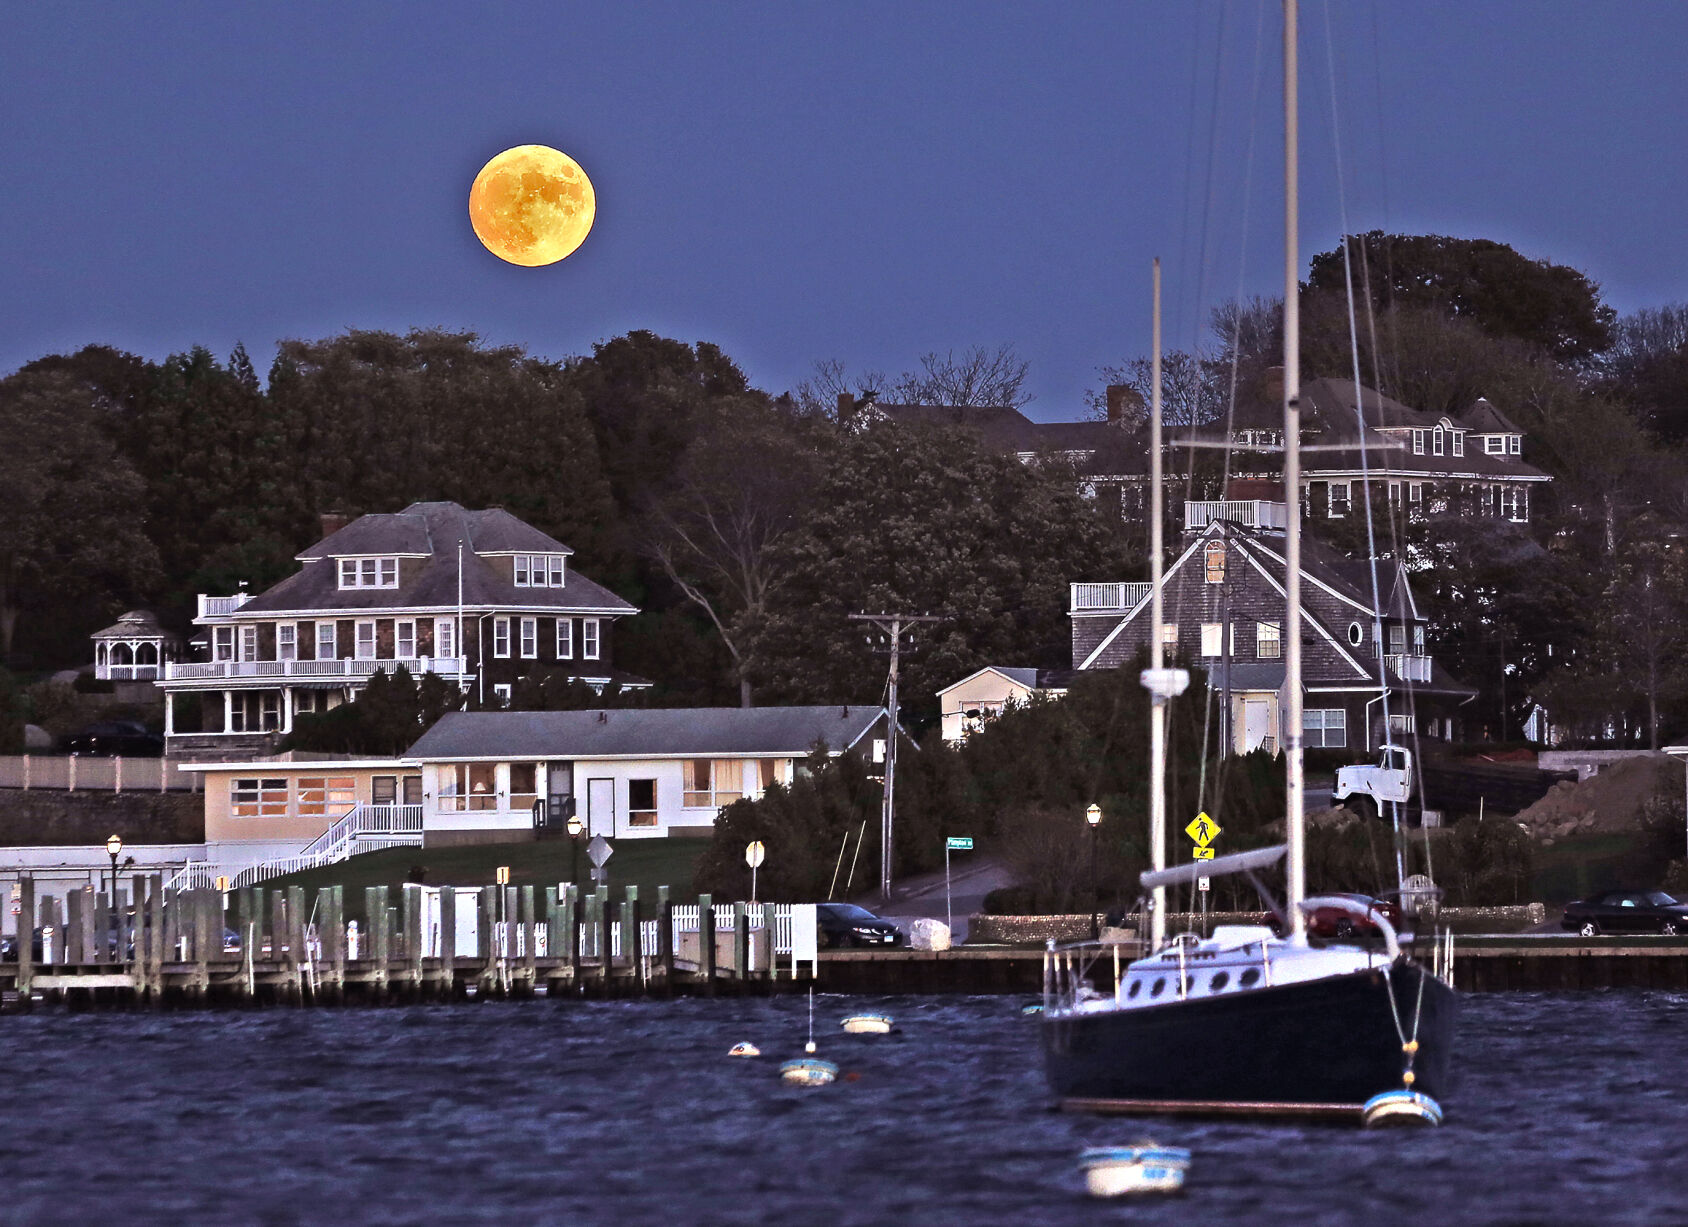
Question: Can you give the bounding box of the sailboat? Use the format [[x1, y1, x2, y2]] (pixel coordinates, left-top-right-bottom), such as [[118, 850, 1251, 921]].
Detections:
[[1040, 0, 1457, 1110]]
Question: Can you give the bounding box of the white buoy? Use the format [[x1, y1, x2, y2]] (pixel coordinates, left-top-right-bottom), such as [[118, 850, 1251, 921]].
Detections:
[[728, 1042, 761, 1058], [780, 1057, 838, 1087], [841, 1013, 893, 1034], [1362, 1089, 1443, 1128], [1080, 1145, 1190, 1197]]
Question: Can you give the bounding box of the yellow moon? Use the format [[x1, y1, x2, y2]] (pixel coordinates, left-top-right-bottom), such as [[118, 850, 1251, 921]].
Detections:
[[468, 145, 595, 266]]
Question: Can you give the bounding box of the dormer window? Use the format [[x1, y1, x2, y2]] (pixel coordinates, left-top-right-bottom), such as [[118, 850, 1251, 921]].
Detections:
[[1412, 429, 1425, 455], [1451, 431, 1464, 458], [514, 554, 567, 587], [339, 558, 398, 589], [1485, 435, 1503, 455], [1508, 435, 1520, 455], [1432, 427, 1445, 456]]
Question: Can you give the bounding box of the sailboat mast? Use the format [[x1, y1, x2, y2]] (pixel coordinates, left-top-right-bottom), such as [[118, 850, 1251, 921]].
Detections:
[[1148, 257, 1167, 952], [1282, 0, 1308, 946]]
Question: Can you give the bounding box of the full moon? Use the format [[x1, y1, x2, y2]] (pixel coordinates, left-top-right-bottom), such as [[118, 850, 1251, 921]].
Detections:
[[468, 145, 596, 267]]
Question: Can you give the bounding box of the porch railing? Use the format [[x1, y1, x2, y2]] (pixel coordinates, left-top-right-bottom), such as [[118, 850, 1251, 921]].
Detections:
[[1070, 582, 1154, 612], [164, 656, 467, 682], [1385, 654, 1433, 683], [1184, 499, 1289, 530]]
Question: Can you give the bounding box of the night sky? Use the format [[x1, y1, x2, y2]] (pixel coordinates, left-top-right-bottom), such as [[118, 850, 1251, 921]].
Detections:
[[5, 2, 1686, 415]]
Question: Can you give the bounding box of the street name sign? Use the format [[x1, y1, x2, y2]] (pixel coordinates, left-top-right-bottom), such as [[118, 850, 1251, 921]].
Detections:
[[946, 836, 974, 851]]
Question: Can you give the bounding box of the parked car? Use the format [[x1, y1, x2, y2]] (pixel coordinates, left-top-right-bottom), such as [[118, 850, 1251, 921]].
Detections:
[[1264, 893, 1402, 940], [1561, 890, 1688, 937], [60, 720, 164, 757], [816, 903, 903, 949]]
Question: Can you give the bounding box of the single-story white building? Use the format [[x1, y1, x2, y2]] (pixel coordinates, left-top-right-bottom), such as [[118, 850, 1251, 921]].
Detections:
[[937, 667, 1073, 742], [405, 705, 888, 843]]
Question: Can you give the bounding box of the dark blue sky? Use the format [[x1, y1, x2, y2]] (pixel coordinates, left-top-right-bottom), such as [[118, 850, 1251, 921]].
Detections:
[[5, 2, 1685, 416]]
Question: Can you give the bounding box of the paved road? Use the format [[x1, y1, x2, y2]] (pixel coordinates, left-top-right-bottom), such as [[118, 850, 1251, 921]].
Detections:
[[850, 858, 1013, 944]]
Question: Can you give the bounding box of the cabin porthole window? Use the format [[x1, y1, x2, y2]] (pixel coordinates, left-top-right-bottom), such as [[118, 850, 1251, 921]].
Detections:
[[1210, 972, 1230, 992], [1239, 968, 1261, 988], [1348, 621, 1363, 646], [1127, 979, 1142, 999], [1149, 977, 1166, 998]]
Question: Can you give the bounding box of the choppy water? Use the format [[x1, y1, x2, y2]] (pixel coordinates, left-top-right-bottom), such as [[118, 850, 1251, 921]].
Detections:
[[4, 991, 1687, 1224]]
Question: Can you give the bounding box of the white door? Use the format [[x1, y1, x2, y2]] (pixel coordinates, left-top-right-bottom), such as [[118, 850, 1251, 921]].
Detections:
[[587, 778, 615, 837], [1243, 699, 1271, 752]]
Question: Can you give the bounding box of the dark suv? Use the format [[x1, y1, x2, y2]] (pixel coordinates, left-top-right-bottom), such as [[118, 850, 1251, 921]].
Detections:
[[60, 720, 164, 757], [816, 903, 903, 949]]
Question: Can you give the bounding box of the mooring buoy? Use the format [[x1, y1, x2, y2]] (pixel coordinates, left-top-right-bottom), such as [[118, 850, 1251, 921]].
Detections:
[[780, 1058, 838, 1087], [1361, 1089, 1443, 1128], [728, 1041, 760, 1058], [1079, 1144, 1190, 1197], [841, 1013, 893, 1034]]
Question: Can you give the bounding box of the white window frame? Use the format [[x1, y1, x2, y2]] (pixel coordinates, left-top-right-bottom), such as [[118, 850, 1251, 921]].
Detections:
[[493, 616, 511, 659], [1485, 435, 1503, 455], [1452, 430, 1464, 457], [1256, 621, 1281, 659], [514, 555, 531, 586], [276, 623, 297, 662], [434, 617, 456, 661], [1160, 623, 1179, 648], [1432, 426, 1445, 456], [1508, 434, 1521, 455], [1387, 481, 1401, 507], [520, 616, 538, 659], [1304, 708, 1347, 749], [339, 559, 357, 589], [548, 556, 565, 586], [1412, 429, 1425, 455], [1408, 482, 1423, 504], [317, 622, 338, 661], [338, 557, 399, 589], [1328, 481, 1351, 518], [355, 620, 377, 661], [492, 683, 512, 706], [239, 625, 259, 663], [556, 618, 573, 659], [213, 626, 235, 663], [582, 617, 600, 660], [395, 619, 416, 660]]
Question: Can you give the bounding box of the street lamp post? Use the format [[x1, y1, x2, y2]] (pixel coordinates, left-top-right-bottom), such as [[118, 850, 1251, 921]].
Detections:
[[566, 813, 585, 885], [105, 833, 123, 903], [1085, 804, 1102, 939]]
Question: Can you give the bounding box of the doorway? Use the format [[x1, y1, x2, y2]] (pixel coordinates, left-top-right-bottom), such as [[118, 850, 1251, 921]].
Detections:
[[587, 778, 615, 838], [1242, 699, 1271, 753]]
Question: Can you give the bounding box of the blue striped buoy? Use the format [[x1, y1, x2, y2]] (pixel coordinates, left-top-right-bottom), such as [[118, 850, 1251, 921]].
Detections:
[[1362, 1089, 1443, 1128]]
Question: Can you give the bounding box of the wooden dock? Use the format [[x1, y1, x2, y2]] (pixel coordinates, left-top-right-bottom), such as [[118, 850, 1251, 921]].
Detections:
[[0, 875, 815, 1010]]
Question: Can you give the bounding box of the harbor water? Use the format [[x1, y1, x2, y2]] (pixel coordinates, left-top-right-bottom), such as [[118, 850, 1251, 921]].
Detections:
[[6, 991, 1687, 1224]]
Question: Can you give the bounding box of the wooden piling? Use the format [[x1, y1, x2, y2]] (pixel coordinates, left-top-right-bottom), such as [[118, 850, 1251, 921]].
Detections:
[[699, 893, 715, 995], [520, 886, 536, 992], [403, 885, 424, 997], [565, 883, 580, 986], [43, 894, 65, 967], [368, 886, 391, 998], [733, 902, 748, 981], [93, 888, 110, 966], [68, 888, 88, 969], [192, 889, 214, 999], [325, 886, 345, 1002], [146, 874, 164, 1003], [626, 886, 643, 991], [477, 886, 497, 995], [287, 885, 307, 1000], [439, 885, 456, 999], [658, 886, 673, 989], [16, 876, 34, 1002]]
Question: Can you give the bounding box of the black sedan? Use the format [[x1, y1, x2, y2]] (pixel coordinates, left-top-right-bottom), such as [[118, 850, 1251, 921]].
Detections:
[[816, 903, 903, 949], [60, 720, 164, 757], [1561, 890, 1688, 937]]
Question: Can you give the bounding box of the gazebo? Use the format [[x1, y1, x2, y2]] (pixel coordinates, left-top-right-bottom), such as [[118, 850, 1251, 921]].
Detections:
[[91, 610, 183, 682]]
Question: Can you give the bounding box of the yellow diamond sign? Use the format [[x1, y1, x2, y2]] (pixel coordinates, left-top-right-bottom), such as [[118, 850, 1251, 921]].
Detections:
[[1185, 812, 1221, 847], [1192, 846, 1215, 860]]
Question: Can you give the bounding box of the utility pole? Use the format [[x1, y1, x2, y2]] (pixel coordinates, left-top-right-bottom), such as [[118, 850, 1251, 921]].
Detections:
[[849, 612, 940, 904]]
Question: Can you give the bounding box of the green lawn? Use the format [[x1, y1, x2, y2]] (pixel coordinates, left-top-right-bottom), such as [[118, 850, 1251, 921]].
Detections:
[[1531, 832, 1642, 905], [261, 836, 708, 904]]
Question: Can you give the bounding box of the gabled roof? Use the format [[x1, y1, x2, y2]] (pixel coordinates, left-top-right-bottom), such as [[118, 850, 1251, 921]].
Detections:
[[937, 665, 1076, 696], [405, 705, 886, 761], [865, 403, 1122, 455], [91, 610, 180, 640], [1461, 397, 1523, 434]]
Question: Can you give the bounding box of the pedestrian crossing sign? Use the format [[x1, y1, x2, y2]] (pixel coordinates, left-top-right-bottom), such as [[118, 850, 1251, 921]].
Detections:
[[1192, 847, 1215, 860], [1185, 812, 1221, 847]]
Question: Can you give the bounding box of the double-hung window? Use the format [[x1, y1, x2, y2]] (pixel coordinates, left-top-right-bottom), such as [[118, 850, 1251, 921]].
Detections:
[[1508, 435, 1521, 455], [239, 625, 259, 662], [395, 619, 416, 659], [276, 624, 297, 662], [514, 554, 567, 587], [213, 626, 235, 663], [582, 617, 600, 660], [556, 618, 573, 659], [1485, 435, 1504, 455], [514, 555, 531, 586], [493, 616, 511, 658], [317, 622, 338, 661], [1303, 708, 1347, 749], [1328, 481, 1352, 517], [434, 617, 455, 660], [339, 558, 399, 589], [1432, 427, 1445, 456], [547, 556, 565, 586], [355, 620, 376, 660], [1161, 623, 1179, 649], [520, 617, 537, 659], [1452, 431, 1465, 458], [1256, 621, 1281, 659], [1412, 429, 1425, 455]]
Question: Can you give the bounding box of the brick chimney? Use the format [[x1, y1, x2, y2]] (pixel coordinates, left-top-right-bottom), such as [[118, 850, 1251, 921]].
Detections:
[[837, 391, 855, 423], [1104, 384, 1144, 426], [319, 511, 352, 539]]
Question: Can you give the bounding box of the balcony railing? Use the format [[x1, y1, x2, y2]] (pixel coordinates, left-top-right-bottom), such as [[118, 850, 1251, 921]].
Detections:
[[197, 593, 254, 618], [1071, 582, 1154, 612], [97, 664, 162, 681], [1184, 500, 1289, 530], [164, 655, 468, 682], [1385, 654, 1433, 683]]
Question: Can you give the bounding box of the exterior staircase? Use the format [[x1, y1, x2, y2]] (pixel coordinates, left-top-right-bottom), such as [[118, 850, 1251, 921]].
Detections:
[[171, 803, 424, 891]]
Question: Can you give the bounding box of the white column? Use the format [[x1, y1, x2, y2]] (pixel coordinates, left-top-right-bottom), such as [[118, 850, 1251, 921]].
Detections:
[[164, 693, 174, 736], [223, 690, 234, 733], [282, 687, 293, 734]]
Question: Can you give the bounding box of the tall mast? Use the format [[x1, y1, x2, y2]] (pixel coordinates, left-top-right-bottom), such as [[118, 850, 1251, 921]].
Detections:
[[1147, 257, 1167, 952], [1282, 0, 1308, 945]]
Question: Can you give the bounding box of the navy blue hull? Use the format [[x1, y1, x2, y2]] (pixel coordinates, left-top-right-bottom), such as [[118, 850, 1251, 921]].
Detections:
[[1042, 961, 1456, 1104]]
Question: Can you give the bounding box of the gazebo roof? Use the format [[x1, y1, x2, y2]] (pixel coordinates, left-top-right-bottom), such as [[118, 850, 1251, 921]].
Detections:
[[91, 610, 181, 641]]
